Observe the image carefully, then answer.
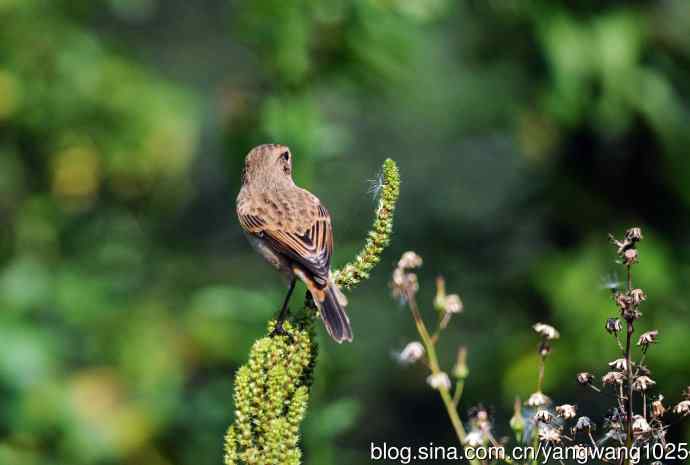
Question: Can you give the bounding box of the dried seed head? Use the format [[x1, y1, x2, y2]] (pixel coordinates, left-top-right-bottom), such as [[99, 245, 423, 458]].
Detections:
[[632, 375, 656, 391], [673, 400, 690, 416], [533, 323, 560, 340], [606, 318, 622, 334], [555, 404, 577, 420], [652, 396, 666, 418], [397, 251, 423, 270], [630, 288, 646, 305], [608, 358, 628, 371], [632, 415, 651, 435], [602, 371, 626, 385], [474, 407, 489, 424], [535, 409, 553, 423], [390, 268, 419, 302], [538, 425, 561, 443], [572, 416, 592, 433], [464, 430, 484, 447], [426, 372, 451, 391], [396, 341, 425, 364], [615, 292, 631, 311], [469, 406, 492, 432], [606, 407, 626, 424], [625, 308, 643, 321], [444, 294, 463, 314], [623, 248, 639, 266], [576, 372, 595, 385], [527, 391, 551, 408], [637, 330, 658, 347], [609, 228, 642, 255], [625, 227, 643, 243]]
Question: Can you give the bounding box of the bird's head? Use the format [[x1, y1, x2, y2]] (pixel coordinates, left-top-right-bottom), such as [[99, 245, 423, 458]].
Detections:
[[242, 144, 293, 187]]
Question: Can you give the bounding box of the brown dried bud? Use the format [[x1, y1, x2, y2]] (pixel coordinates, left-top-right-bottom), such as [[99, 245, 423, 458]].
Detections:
[[396, 341, 425, 364], [426, 372, 451, 390], [606, 318, 622, 334], [624, 308, 643, 321], [608, 358, 628, 371], [390, 268, 419, 302], [625, 227, 643, 243], [632, 376, 656, 391], [602, 371, 626, 385], [535, 409, 553, 423], [397, 251, 423, 270], [609, 228, 643, 255], [623, 248, 638, 266], [572, 416, 592, 432], [444, 294, 463, 314], [637, 330, 658, 347], [651, 396, 666, 418], [538, 425, 561, 443], [527, 392, 551, 408], [630, 288, 646, 305], [464, 430, 484, 447], [674, 400, 690, 416], [533, 323, 559, 340], [576, 372, 594, 385], [555, 404, 577, 420], [632, 415, 651, 434], [615, 293, 631, 311]]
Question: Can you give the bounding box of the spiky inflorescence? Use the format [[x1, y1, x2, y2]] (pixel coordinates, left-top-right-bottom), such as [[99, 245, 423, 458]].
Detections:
[[224, 322, 311, 465], [335, 158, 400, 289], [224, 159, 400, 465]]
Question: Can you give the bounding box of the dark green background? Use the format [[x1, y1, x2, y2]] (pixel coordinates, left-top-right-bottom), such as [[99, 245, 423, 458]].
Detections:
[[1, 0, 689, 464]]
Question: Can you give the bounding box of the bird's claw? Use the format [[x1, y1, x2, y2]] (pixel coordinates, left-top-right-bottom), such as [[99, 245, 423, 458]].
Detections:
[[269, 320, 293, 342]]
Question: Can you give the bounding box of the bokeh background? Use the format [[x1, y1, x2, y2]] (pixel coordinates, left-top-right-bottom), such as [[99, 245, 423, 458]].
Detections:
[[2, 0, 690, 464]]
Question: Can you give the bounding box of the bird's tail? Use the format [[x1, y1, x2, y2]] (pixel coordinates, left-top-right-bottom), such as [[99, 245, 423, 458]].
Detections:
[[313, 280, 352, 343]]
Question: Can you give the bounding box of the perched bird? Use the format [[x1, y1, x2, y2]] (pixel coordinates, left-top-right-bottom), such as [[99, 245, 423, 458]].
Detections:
[[236, 144, 352, 343]]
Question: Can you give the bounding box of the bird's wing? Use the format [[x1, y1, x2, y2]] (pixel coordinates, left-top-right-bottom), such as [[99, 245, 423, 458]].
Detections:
[[237, 212, 267, 233], [261, 203, 332, 287]]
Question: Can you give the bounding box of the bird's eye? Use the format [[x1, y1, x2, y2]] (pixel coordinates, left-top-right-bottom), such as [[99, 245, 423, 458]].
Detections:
[[280, 151, 290, 161]]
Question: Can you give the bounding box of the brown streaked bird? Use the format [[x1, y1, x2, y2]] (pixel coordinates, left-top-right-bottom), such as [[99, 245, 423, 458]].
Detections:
[[236, 144, 352, 343]]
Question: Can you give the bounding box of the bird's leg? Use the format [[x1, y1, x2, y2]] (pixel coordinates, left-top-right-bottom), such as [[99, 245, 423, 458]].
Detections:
[[270, 277, 296, 338]]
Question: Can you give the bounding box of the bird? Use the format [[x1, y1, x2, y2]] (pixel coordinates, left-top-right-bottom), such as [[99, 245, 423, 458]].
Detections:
[[236, 144, 352, 343]]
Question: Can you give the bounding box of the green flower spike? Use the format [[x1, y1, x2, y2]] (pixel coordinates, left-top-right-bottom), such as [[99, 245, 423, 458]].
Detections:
[[335, 158, 400, 289]]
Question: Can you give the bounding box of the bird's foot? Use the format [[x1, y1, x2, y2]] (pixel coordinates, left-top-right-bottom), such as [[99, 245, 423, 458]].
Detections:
[[269, 319, 293, 342]]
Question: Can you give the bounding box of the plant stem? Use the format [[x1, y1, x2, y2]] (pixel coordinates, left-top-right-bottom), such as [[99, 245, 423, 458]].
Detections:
[[452, 380, 465, 408], [625, 320, 634, 448], [537, 354, 545, 393], [624, 264, 634, 463], [407, 294, 480, 465]]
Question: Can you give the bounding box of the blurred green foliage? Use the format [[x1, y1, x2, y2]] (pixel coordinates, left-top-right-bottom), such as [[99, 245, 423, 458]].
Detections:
[[2, 0, 690, 464]]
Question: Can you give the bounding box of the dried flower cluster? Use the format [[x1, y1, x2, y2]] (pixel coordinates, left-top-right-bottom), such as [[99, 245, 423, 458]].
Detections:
[[570, 228, 688, 449], [392, 227, 690, 465]]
